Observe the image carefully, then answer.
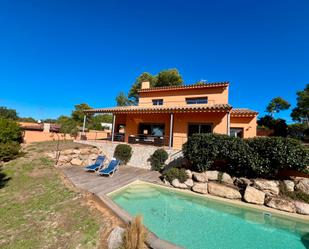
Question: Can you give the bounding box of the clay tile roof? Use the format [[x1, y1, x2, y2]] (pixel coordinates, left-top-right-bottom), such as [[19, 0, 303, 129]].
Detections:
[[231, 108, 258, 117], [138, 82, 229, 93], [84, 104, 232, 114]]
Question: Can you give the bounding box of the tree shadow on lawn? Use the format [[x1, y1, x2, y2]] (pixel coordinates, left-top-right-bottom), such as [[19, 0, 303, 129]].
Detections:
[[0, 165, 11, 189]]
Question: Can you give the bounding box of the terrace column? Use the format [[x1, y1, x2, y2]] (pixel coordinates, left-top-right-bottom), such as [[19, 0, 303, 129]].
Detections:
[[111, 114, 116, 143], [169, 113, 174, 149], [226, 112, 230, 136], [82, 115, 86, 135]]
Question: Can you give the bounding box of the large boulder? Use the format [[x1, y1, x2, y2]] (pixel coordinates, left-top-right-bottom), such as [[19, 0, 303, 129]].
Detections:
[[208, 182, 241, 199], [80, 148, 91, 155], [295, 178, 309, 194], [234, 177, 252, 189], [193, 172, 208, 183], [107, 226, 125, 249], [62, 149, 74, 155], [90, 147, 99, 154], [171, 179, 188, 189], [73, 149, 81, 155], [243, 186, 265, 205], [70, 158, 83, 166], [57, 155, 70, 164], [283, 180, 295, 192], [205, 170, 219, 181], [184, 179, 194, 188], [185, 169, 193, 179], [221, 173, 234, 184], [265, 197, 295, 213], [253, 179, 280, 196], [294, 201, 309, 215], [192, 183, 208, 194]]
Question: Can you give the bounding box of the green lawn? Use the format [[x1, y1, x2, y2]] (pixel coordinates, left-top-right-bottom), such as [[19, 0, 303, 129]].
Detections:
[[0, 141, 105, 249]]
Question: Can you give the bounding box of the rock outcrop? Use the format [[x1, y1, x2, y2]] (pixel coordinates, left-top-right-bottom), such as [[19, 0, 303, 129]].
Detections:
[[283, 180, 295, 192], [107, 226, 125, 249], [208, 182, 241, 199], [253, 179, 280, 196], [265, 197, 295, 213], [243, 186, 265, 205], [205, 170, 219, 181], [294, 201, 309, 215], [47, 147, 101, 167], [192, 172, 208, 183], [171, 179, 188, 189], [295, 178, 309, 194], [192, 183, 208, 194]]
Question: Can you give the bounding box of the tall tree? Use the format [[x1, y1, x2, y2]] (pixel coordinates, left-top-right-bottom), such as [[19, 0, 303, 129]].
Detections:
[[155, 68, 183, 87], [71, 103, 93, 125], [128, 72, 157, 104], [0, 106, 18, 120], [88, 114, 113, 130], [127, 69, 183, 105], [266, 97, 290, 117], [291, 84, 309, 125], [116, 92, 132, 106]]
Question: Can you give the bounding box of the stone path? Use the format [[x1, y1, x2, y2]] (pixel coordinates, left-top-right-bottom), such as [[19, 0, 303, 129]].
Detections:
[[61, 165, 162, 198]]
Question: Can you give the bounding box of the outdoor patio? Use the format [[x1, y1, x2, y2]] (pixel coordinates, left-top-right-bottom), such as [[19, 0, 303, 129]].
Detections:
[[61, 165, 162, 198]]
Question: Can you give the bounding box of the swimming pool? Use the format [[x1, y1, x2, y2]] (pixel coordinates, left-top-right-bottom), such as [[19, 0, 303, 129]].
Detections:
[[109, 182, 309, 249]]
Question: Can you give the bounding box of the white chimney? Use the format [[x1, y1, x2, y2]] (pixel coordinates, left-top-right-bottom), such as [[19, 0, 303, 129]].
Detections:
[[141, 81, 150, 89]]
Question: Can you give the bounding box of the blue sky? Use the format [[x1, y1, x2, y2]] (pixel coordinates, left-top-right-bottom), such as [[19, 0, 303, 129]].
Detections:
[[0, 0, 308, 122]]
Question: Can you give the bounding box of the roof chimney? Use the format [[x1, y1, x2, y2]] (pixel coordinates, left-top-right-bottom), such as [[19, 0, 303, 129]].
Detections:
[[141, 81, 150, 89]]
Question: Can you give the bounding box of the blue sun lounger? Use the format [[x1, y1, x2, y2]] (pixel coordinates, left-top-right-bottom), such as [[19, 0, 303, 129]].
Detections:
[[84, 155, 106, 172], [97, 159, 120, 177]]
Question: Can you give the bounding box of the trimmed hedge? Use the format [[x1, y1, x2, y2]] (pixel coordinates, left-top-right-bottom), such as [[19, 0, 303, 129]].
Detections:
[[148, 149, 168, 171], [246, 137, 309, 178], [0, 142, 21, 162], [113, 144, 132, 165], [183, 134, 309, 178], [0, 118, 23, 143], [183, 134, 258, 176], [163, 168, 188, 183]]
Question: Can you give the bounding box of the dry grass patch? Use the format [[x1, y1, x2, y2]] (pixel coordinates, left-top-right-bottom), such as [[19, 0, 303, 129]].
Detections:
[[120, 216, 148, 249]]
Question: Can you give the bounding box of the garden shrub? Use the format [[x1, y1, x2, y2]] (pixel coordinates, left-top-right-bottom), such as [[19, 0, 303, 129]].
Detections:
[[0, 142, 21, 162], [183, 134, 309, 179], [246, 137, 309, 178], [163, 167, 188, 183], [148, 149, 168, 171], [183, 133, 258, 176], [113, 144, 132, 165], [0, 118, 23, 143]]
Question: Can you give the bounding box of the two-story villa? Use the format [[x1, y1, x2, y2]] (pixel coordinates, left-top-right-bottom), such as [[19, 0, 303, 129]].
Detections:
[[84, 82, 258, 149]]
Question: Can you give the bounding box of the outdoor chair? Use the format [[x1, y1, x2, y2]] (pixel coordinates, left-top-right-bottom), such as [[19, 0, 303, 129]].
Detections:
[[84, 155, 106, 172]]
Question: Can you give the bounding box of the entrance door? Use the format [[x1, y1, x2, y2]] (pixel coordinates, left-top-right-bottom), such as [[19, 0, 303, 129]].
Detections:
[[188, 124, 212, 137]]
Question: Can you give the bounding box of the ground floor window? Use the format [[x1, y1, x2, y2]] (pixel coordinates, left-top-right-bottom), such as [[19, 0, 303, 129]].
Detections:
[[139, 123, 165, 137], [188, 123, 212, 137], [230, 128, 244, 138]]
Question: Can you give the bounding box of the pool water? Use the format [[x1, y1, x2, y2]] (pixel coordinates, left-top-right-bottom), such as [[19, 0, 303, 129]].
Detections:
[[110, 183, 309, 249]]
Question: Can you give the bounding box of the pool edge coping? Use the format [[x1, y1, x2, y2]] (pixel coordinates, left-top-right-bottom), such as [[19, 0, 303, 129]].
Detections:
[[98, 191, 184, 249], [108, 179, 309, 224]]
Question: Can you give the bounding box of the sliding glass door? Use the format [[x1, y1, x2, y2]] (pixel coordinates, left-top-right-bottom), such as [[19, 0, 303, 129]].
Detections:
[[188, 123, 212, 137]]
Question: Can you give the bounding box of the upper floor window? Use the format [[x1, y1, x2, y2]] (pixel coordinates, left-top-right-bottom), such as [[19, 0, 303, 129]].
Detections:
[[152, 99, 163, 105], [186, 97, 208, 104]]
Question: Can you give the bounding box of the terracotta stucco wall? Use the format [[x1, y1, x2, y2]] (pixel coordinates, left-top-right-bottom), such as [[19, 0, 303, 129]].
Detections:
[[230, 116, 257, 138], [173, 112, 228, 149], [138, 87, 228, 107], [23, 130, 73, 143]]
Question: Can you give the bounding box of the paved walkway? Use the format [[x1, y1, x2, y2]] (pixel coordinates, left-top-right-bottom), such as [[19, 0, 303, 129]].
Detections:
[[61, 165, 162, 199]]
